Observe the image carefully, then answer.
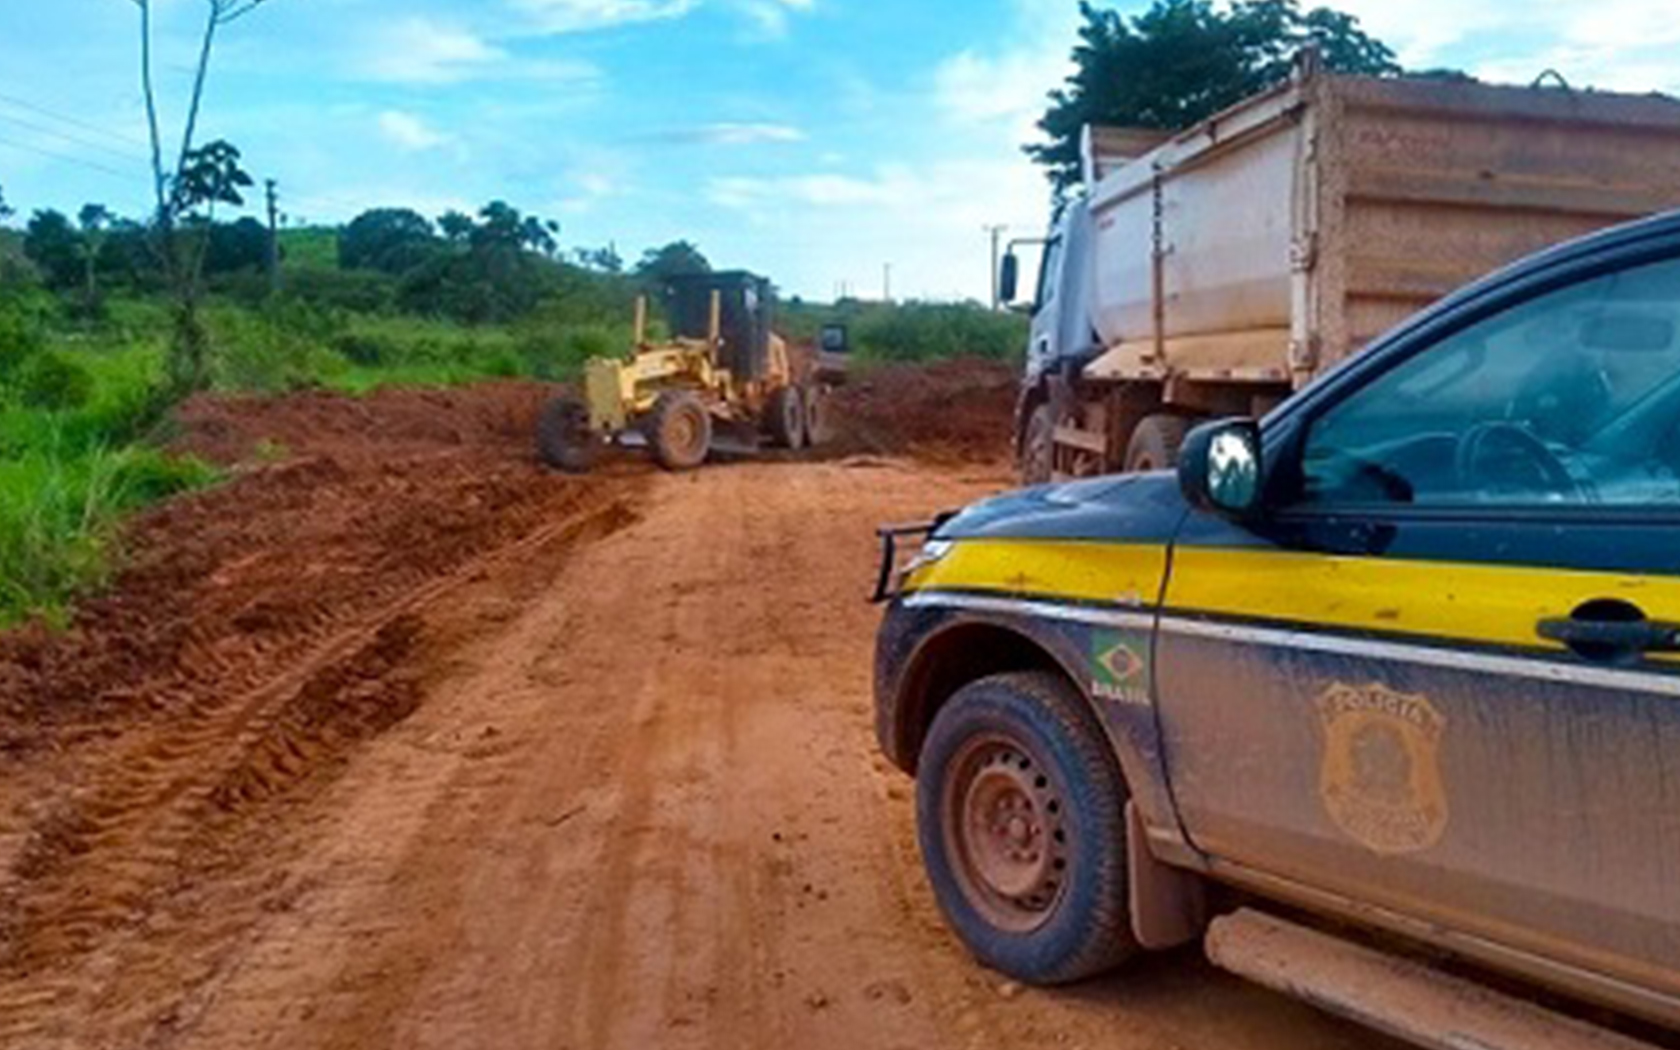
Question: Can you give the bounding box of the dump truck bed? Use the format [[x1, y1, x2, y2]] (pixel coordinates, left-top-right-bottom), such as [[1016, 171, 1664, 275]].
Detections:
[[1081, 68, 1680, 391]]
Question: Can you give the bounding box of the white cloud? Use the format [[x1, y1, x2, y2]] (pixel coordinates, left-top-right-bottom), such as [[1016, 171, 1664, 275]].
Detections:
[[363, 18, 505, 84], [513, 0, 698, 33], [642, 122, 806, 145], [378, 111, 451, 152], [734, 0, 814, 39], [360, 17, 599, 84], [932, 0, 1076, 140], [1333, 0, 1680, 90]]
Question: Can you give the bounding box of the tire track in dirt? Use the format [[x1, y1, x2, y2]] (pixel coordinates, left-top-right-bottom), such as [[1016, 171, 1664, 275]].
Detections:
[[0, 463, 646, 1049]]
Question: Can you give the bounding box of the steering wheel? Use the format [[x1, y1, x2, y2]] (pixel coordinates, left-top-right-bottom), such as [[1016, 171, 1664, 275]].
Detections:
[[1453, 422, 1582, 502]]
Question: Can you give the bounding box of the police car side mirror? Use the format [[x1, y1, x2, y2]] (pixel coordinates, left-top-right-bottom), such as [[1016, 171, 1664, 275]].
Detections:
[[1179, 418, 1264, 518], [999, 252, 1020, 304]]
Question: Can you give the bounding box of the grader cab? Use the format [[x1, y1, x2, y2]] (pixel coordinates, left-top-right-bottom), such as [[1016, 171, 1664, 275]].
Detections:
[[536, 272, 828, 473]]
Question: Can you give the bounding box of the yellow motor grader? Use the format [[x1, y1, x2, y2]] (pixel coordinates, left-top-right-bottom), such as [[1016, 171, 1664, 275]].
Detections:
[[536, 272, 836, 473]]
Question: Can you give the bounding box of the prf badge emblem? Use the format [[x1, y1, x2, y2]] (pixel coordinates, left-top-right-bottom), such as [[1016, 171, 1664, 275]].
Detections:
[[1317, 683, 1448, 855], [1090, 631, 1149, 707]]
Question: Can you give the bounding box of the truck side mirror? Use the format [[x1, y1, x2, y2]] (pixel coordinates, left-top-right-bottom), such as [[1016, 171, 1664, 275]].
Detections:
[[999, 252, 1020, 304], [1179, 419, 1265, 518]]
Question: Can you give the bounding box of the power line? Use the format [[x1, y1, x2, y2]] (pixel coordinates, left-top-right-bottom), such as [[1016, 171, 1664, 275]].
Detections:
[[0, 111, 150, 166], [0, 91, 151, 150], [0, 134, 140, 181]]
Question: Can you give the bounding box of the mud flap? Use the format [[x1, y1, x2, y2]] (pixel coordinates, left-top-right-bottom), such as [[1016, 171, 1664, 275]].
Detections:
[[1126, 802, 1206, 950]]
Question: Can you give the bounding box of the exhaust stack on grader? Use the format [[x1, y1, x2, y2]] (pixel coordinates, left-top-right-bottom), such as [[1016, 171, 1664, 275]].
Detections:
[[536, 271, 836, 473]]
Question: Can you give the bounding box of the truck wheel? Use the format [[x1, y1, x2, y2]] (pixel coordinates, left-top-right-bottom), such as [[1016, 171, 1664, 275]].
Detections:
[[802, 386, 826, 447], [1021, 402, 1055, 485], [917, 671, 1138, 985], [646, 391, 712, 471], [1124, 414, 1192, 473], [536, 395, 599, 474], [766, 386, 807, 450]]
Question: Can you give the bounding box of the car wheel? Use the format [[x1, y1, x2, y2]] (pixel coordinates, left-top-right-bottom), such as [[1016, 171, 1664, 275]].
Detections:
[[916, 671, 1138, 984]]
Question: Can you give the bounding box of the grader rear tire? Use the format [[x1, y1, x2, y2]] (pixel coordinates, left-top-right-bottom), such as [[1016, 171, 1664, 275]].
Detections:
[[536, 395, 599, 474], [766, 386, 807, 450], [802, 385, 827, 447], [646, 391, 712, 472]]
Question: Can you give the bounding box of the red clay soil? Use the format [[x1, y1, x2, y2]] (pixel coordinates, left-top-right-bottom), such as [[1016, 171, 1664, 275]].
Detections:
[[0, 381, 622, 753], [828, 358, 1017, 464]]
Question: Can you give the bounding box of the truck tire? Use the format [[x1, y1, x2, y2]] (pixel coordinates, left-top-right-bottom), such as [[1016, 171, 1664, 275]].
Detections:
[[1021, 402, 1055, 485], [646, 391, 712, 471], [916, 671, 1139, 985], [536, 395, 599, 474], [766, 385, 807, 450], [802, 385, 826, 447], [1124, 414, 1192, 473]]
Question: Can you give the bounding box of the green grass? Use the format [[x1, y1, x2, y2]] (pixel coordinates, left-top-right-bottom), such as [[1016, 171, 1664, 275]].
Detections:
[[0, 439, 216, 628]]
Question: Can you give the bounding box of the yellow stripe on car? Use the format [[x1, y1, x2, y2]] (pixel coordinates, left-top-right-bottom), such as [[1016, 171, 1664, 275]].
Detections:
[[1170, 548, 1680, 655], [907, 538, 1680, 660], [905, 539, 1167, 608]]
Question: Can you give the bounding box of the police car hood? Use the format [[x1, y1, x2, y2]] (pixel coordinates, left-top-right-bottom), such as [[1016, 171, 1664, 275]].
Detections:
[[933, 471, 1187, 544]]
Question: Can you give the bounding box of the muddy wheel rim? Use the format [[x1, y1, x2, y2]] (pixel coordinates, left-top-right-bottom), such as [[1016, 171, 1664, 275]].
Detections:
[[943, 733, 1068, 932], [669, 410, 700, 454]]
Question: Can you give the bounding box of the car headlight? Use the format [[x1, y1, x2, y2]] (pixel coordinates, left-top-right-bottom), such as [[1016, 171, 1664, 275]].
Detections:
[[903, 538, 955, 580]]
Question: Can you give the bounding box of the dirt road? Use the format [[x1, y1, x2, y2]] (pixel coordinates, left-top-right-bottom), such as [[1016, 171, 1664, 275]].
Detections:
[[1, 438, 1396, 1048]]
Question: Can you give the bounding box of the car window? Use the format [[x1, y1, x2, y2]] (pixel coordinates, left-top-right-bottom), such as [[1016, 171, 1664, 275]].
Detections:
[[1297, 255, 1680, 508]]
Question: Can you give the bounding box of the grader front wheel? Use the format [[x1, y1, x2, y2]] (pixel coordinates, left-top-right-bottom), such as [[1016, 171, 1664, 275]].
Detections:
[[536, 396, 600, 474], [646, 391, 713, 471]]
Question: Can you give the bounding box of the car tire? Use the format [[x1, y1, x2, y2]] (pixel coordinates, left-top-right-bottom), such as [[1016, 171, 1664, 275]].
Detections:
[[766, 385, 807, 450], [646, 391, 712, 471], [1124, 414, 1192, 473], [536, 395, 599, 474], [916, 671, 1138, 984], [1021, 402, 1055, 485]]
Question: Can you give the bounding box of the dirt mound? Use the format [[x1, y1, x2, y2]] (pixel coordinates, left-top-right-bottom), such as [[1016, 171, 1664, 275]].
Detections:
[[828, 358, 1016, 464], [0, 381, 647, 1033], [172, 380, 559, 466]]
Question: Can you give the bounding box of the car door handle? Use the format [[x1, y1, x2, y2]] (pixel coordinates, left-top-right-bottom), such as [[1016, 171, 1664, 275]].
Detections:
[[1537, 615, 1680, 659]]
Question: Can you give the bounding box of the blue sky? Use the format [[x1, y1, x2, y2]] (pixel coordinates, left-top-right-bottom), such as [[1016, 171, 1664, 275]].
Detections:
[[2, 0, 1679, 301]]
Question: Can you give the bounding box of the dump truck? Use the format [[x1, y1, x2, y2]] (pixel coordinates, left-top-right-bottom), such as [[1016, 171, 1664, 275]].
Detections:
[[1005, 56, 1680, 482]]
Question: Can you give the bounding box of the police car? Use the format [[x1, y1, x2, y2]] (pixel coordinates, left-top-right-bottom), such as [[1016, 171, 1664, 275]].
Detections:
[[873, 211, 1680, 1039]]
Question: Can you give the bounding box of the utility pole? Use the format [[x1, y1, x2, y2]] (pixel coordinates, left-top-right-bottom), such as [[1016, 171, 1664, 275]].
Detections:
[[265, 178, 281, 296], [883, 263, 892, 303], [983, 224, 1008, 310]]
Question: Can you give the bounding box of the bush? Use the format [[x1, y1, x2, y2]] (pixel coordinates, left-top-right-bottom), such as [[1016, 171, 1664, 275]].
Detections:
[[14, 350, 94, 410], [851, 303, 1027, 363], [518, 324, 621, 381], [0, 443, 216, 627]]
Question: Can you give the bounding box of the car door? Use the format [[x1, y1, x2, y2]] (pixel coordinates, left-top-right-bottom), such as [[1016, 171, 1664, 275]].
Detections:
[[1153, 245, 1680, 1009]]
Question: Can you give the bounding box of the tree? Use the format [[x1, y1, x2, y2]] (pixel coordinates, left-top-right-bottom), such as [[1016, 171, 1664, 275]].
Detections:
[[23, 210, 83, 291], [574, 244, 624, 274], [203, 216, 269, 275], [340, 208, 437, 274], [438, 210, 474, 244], [128, 0, 280, 392], [1028, 0, 1398, 195], [0, 184, 12, 222], [636, 241, 711, 285], [77, 204, 114, 305]]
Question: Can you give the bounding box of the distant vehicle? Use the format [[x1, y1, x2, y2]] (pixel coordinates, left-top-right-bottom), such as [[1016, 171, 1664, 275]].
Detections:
[[1004, 56, 1680, 484], [875, 210, 1680, 1047], [535, 271, 829, 473]]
